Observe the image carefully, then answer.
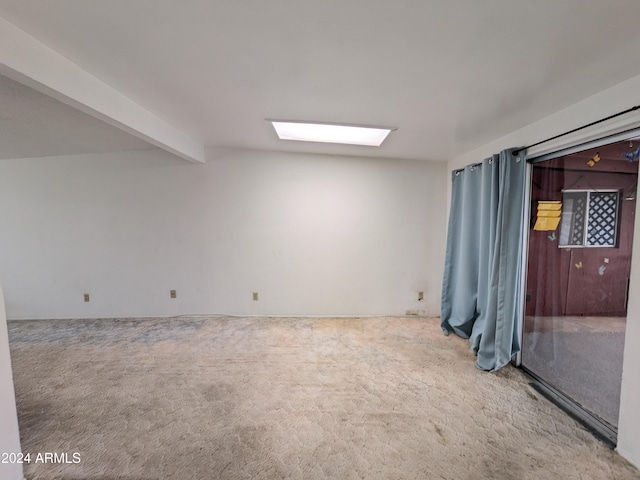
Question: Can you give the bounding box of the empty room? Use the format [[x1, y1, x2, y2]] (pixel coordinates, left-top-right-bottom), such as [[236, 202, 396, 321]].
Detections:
[[2, 1, 640, 479]]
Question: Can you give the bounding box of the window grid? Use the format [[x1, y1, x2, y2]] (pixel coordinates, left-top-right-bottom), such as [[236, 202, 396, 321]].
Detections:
[[559, 190, 619, 248], [570, 194, 586, 245], [587, 192, 619, 246]]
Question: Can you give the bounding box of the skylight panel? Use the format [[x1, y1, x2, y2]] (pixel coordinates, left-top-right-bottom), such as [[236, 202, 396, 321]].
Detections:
[[270, 121, 393, 147]]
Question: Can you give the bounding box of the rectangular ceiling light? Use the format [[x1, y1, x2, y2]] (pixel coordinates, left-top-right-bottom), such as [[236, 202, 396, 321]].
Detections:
[[270, 121, 393, 147]]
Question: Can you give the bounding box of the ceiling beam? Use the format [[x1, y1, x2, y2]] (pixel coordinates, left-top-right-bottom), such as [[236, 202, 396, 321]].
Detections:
[[0, 16, 205, 163]]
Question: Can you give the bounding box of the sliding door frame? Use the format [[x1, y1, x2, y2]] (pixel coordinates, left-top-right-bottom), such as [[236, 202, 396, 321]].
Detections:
[[515, 126, 640, 444], [514, 160, 532, 367]]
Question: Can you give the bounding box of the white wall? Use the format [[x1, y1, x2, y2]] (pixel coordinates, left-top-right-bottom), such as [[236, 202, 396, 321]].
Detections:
[[619, 206, 640, 467], [0, 285, 23, 480], [0, 148, 447, 319], [449, 73, 640, 172], [449, 72, 640, 468]]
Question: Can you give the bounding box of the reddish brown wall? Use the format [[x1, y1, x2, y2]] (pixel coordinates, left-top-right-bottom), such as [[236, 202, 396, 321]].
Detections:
[[526, 163, 637, 317]]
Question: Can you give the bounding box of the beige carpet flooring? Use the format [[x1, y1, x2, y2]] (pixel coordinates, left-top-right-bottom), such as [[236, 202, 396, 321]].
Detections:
[[7, 316, 640, 480]]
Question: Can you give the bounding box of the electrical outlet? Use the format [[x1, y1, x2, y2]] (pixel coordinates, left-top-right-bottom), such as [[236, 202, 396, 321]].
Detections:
[[170, 290, 177, 299], [253, 292, 259, 301], [418, 291, 424, 301], [84, 293, 90, 302]]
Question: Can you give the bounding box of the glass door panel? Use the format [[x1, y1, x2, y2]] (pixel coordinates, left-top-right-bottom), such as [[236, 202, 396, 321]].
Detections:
[[522, 138, 638, 430]]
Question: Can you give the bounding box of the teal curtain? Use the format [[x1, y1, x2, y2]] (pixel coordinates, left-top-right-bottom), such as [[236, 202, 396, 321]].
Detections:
[[441, 148, 527, 371]]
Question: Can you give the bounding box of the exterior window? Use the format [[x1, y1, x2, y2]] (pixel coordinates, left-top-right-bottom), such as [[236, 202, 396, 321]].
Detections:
[[559, 190, 620, 247]]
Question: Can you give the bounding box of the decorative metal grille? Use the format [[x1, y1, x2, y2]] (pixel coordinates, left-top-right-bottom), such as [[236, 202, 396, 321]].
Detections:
[[587, 192, 619, 246], [570, 194, 586, 245], [559, 190, 619, 248]]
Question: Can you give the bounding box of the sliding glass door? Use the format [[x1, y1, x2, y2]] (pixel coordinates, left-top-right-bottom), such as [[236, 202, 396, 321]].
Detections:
[[522, 137, 638, 431]]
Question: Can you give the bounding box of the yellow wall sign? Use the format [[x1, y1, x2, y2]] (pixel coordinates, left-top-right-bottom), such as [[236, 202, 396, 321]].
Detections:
[[533, 201, 562, 231]]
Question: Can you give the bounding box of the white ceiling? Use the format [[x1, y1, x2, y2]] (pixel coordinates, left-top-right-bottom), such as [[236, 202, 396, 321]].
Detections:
[[2, 0, 640, 162]]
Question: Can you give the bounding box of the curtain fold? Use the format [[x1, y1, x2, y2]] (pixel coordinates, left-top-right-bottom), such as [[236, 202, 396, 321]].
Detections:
[[441, 148, 526, 371]]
